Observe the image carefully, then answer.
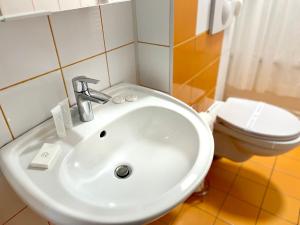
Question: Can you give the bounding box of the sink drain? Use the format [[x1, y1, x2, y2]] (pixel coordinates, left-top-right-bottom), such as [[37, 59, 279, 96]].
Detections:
[[114, 165, 132, 179]]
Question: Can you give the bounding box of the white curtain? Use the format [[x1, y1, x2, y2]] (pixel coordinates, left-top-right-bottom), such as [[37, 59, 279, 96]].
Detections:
[[227, 0, 300, 98]]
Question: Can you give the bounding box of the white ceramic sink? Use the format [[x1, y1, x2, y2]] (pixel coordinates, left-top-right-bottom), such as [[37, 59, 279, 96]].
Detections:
[[0, 84, 214, 225]]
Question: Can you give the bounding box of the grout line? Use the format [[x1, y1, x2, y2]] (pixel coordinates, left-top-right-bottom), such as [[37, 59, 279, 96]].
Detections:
[[47, 16, 70, 103], [59, 69, 71, 105], [174, 57, 220, 92], [0, 105, 15, 139], [106, 41, 135, 53], [169, 204, 185, 225], [47, 16, 62, 68], [209, 185, 267, 210], [260, 208, 299, 225], [271, 169, 300, 181], [60, 41, 135, 70], [210, 172, 300, 210], [98, 6, 112, 87], [173, 30, 223, 49], [190, 88, 216, 108], [130, 0, 140, 85], [2, 206, 27, 225], [214, 218, 232, 225], [212, 162, 243, 224], [173, 35, 197, 49], [213, 161, 270, 188], [0, 40, 134, 94], [254, 157, 278, 225], [62, 52, 106, 69], [138, 41, 170, 48], [0, 12, 133, 95], [0, 68, 61, 92]]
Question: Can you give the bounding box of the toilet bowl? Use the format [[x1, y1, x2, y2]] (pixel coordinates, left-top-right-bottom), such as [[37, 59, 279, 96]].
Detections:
[[200, 98, 300, 162]]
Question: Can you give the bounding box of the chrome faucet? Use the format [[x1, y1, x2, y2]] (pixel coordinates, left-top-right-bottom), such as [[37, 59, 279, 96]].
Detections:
[[72, 76, 111, 122]]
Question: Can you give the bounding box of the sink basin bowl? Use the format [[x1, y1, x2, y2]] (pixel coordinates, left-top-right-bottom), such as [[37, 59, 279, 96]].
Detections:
[[0, 84, 214, 225]]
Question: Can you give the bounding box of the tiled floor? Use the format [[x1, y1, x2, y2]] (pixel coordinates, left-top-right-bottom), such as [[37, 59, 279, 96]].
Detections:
[[149, 147, 300, 225], [2, 147, 300, 225]]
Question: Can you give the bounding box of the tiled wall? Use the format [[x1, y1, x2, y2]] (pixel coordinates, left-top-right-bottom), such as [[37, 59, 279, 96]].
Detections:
[[134, 0, 172, 93], [172, 0, 224, 111], [0, 0, 99, 16], [0, 2, 136, 224], [0, 0, 231, 223]]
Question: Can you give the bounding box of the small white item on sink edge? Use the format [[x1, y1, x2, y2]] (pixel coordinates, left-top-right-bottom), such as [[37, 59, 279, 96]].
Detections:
[[59, 99, 73, 129], [51, 105, 67, 138], [125, 94, 138, 102], [112, 96, 126, 104], [30, 143, 60, 169]]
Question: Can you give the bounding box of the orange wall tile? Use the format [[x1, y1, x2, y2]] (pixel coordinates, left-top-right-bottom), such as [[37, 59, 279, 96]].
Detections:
[[191, 89, 216, 112], [173, 83, 193, 105], [174, 0, 198, 45], [174, 59, 219, 106], [190, 59, 220, 103], [173, 0, 224, 110], [173, 32, 223, 86]]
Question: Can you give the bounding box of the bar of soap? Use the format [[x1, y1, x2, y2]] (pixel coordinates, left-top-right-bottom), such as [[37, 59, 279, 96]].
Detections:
[[112, 96, 125, 104], [125, 94, 138, 102], [30, 143, 60, 169]]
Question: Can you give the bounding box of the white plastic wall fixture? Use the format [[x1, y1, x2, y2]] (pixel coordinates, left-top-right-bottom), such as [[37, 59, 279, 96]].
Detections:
[[209, 0, 243, 35]]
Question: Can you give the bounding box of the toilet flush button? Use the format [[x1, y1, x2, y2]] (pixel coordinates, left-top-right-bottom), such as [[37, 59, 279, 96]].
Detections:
[[125, 94, 138, 102], [30, 143, 60, 169], [112, 96, 125, 104]]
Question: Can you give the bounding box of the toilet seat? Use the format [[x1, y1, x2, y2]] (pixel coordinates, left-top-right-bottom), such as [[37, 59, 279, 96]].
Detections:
[[214, 122, 300, 153], [216, 98, 300, 142]]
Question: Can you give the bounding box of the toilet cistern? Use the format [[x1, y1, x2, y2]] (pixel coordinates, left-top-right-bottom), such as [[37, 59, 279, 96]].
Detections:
[[72, 76, 111, 122]]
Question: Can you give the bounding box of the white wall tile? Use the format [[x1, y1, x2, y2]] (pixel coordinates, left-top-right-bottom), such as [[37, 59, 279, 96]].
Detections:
[[81, 0, 98, 7], [62, 55, 110, 105], [135, 0, 170, 46], [0, 172, 26, 224], [107, 43, 136, 85], [101, 1, 134, 50], [0, 16, 59, 90], [59, 0, 81, 10], [196, 0, 211, 35], [0, 0, 34, 15], [50, 7, 105, 66], [0, 111, 12, 147], [0, 71, 67, 137], [137, 43, 170, 93], [33, 0, 60, 11], [6, 207, 48, 225]]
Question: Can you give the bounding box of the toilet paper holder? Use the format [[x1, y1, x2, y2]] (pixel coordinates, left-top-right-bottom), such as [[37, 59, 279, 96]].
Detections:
[[209, 0, 243, 35]]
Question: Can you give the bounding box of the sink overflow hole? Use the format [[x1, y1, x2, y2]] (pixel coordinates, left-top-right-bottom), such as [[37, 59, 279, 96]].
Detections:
[[100, 130, 106, 138], [115, 165, 132, 179]]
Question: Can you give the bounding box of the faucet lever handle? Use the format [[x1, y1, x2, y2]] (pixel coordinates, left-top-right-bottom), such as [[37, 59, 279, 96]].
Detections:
[[72, 76, 99, 92]]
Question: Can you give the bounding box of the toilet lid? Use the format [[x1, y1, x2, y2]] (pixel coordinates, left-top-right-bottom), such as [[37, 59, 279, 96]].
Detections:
[[217, 98, 300, 141]]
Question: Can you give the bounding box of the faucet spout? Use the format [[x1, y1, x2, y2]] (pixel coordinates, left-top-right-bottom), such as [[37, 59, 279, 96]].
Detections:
[[87, 89, 111, 104], [72, 76, 112, 122]]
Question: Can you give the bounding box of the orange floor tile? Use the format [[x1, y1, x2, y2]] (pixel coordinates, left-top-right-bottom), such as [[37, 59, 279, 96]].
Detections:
[[148, 146, 300, 225]]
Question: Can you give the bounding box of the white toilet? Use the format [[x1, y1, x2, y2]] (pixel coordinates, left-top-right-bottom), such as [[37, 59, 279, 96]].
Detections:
[[200, 98, 300, 162]]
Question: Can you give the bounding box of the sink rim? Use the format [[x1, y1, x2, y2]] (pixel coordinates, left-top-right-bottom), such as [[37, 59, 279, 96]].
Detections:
[[0, 83, 214, 225]]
